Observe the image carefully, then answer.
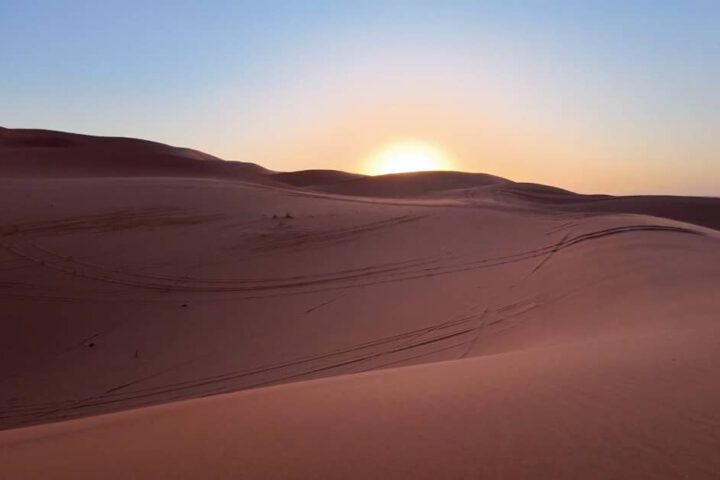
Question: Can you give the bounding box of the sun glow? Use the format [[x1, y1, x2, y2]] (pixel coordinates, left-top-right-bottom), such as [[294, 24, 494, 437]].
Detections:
[[364, 141, 455, 175]]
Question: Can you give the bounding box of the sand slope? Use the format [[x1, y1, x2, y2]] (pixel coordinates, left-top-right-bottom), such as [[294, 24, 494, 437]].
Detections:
[[0, 127, 272, 182], [1, 128, 719, 478], [3, 329, 720, 479]]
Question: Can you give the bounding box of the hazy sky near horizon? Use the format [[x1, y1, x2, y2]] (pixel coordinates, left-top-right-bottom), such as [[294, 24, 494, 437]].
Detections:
[[2, 0, 718, 195]]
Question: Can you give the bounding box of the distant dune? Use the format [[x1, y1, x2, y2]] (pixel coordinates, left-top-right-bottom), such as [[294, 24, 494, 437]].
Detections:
[[0, 127, 271, 181], [313, 170, 511, 197], [270, 169, 367, 187], [1, 128, 720, 479]]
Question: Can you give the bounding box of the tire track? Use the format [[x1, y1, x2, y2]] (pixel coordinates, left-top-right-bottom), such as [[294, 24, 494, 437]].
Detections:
[[0, 223, 700, 428], [0, 307, 489, 427], [1, 225, 701, 301], [247, 214, 424, 253], [1, 208, 224, 236]]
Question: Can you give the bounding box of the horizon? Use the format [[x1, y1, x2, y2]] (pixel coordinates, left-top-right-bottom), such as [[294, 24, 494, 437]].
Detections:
[[4, 124, 720, 199], [2, 1, 718, 196]]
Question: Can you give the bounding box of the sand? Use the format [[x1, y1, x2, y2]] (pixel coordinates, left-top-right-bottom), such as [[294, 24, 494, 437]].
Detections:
[[1, 128, 719, 478]]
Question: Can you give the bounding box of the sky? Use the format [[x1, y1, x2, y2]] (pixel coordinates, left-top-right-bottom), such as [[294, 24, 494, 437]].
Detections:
[[1, 0, 718, 195]]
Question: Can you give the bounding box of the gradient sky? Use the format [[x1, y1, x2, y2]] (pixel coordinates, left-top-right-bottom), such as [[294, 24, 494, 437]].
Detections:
[[2, 0, 718, 195]]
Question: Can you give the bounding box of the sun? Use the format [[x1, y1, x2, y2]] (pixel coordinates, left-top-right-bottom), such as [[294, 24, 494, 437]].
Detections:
[[364, 141, 455, 175]]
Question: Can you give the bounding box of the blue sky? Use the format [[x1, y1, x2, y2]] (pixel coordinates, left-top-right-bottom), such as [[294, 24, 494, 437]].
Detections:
[[1, 1, 718, 194]]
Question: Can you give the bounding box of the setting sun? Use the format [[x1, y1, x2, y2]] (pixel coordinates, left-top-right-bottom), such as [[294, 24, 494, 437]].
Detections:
[[364, 141, 455, 175]]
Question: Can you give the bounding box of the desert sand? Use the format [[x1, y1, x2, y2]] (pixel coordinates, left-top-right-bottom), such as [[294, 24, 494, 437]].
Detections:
[[1, 127, 719, 479]]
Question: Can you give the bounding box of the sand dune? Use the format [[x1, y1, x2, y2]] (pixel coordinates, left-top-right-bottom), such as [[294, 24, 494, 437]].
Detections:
[[490, 182, 720, 231], [270, 169, 367, 187], [1, 128, 719, 478], [0, 127, 272, 182], [315, 170, 512, 197]]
